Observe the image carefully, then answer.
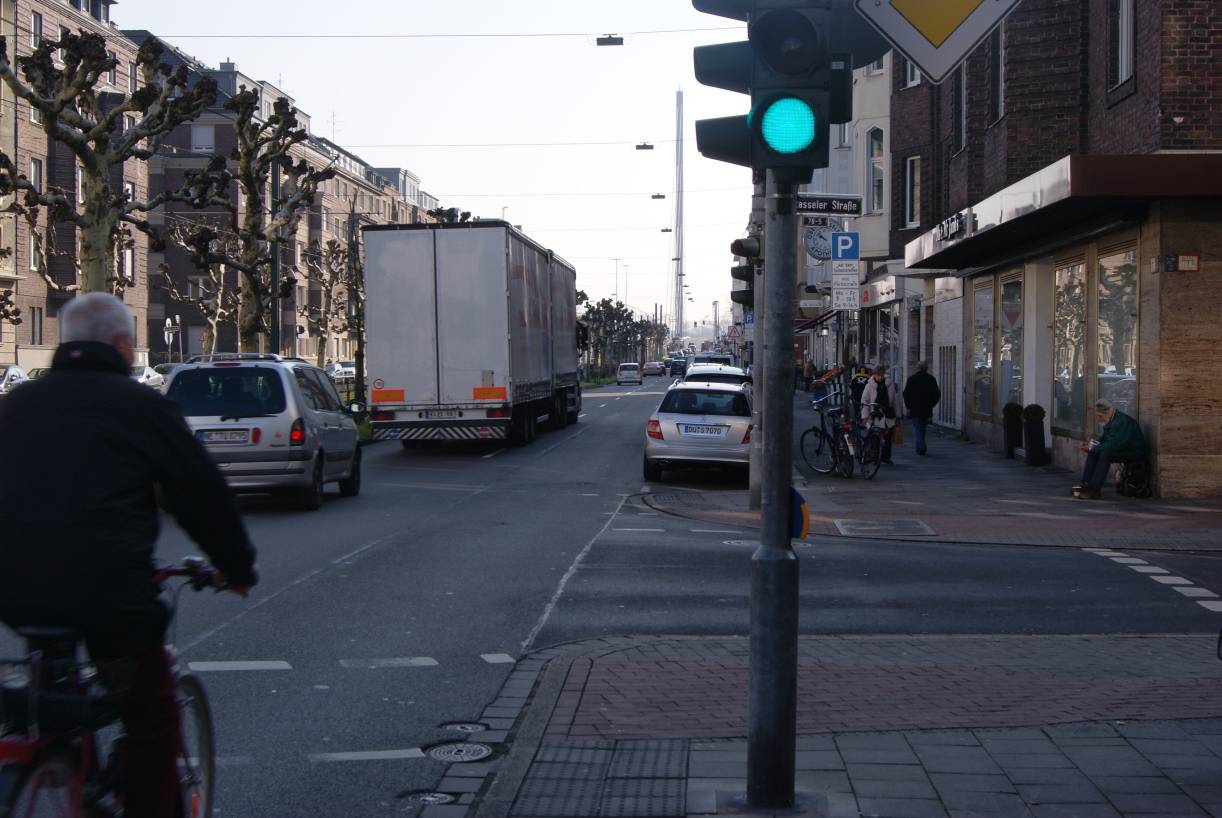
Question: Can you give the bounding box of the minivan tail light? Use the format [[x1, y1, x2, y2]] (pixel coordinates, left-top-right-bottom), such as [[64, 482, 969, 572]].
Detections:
[[741, 424, 752, 444], [647, 419, 663, 440], [289, 418, 306, 445], [251, 427, 262, 445]]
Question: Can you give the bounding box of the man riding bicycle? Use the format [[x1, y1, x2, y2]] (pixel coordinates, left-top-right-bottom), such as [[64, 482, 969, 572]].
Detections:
[[0, 293, 257, 818]]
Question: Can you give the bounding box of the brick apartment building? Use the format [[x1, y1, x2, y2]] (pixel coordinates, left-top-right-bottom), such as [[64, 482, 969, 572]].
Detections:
[[1, 0, 149, 367], [890, 0, 1222, 498]]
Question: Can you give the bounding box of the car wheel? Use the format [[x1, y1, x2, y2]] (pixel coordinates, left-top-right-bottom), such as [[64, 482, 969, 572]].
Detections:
[[643, 458, 664, 482], [338, 447, 362, 497], [299, 458, 324, 511]]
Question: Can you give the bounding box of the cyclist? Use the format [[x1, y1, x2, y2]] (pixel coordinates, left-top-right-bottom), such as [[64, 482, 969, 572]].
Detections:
[[0, 293, 257, 818], [860, 363, 903, 464], [848, 362, 872, 419]]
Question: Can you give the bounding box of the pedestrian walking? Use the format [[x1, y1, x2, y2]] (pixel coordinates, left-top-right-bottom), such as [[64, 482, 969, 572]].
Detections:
[[848, 362, 871, 419], [861, 364, 903, 464], [902, 360, 941, 456], [803, 358, 815, 392]]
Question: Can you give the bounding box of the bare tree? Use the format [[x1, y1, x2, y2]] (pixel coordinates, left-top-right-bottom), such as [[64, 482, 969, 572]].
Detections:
[[177, 88, 334, 352], [0, 31, 228, 293], [160, 218, 239, 355], [297, 238, 349, 368], [0, 288, 22, 328]]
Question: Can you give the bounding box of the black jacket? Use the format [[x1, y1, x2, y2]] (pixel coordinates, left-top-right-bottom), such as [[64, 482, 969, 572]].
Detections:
[[902, 370, 941, 421], [0, 342, 256, 645]]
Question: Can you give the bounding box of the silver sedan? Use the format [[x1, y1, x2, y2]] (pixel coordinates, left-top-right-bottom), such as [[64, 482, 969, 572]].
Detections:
[[643, 382, 752, 481]]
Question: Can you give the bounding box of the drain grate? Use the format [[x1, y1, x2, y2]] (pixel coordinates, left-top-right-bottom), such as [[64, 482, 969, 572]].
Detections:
[[440, 722, 486, 733], [400, 791, 456, 805], [427, 741, 494, 763]]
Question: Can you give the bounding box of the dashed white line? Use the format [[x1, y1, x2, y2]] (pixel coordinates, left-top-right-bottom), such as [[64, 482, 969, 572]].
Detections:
[[1110, 557, 1148, 565], [1150, 575, 1193, 585], [1129, 566, 1168, 574], [1175, 587, 1218, 598], [481, 653, 516, 664], [691, 529, 740, 534], [579, 413, 588, 418], [613, 528, 665, 532], [482, 449, 506, 460], [340, 658, 438, 668], [598, 403, 608, 408], [188, 660, 292, 672], [1198, 601, 1222, 612], [310, 749, 425, 763]]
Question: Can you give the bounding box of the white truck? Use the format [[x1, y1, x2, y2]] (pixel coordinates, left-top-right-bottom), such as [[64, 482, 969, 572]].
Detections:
[[362, 222, 581, 446]]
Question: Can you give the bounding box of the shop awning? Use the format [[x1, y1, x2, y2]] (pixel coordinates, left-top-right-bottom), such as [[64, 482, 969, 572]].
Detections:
[[905, 154, 1222, 271]]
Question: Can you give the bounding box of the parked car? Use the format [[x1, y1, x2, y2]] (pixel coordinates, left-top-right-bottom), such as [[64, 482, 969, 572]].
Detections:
[[617, 362, 642, 386], [0, 365, 28, 394], [154, 363, 181, 380], [643, 381, 752, 482], [164, 353, 363, 510], [642, 361, 666, 377], [326, 360, 356, 380], [131, 365, 165, 390], [687, 352, 734, 369], [25, 367, 52, 381]]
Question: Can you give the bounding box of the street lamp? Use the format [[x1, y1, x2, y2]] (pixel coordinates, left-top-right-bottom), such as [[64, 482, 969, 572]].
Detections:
[[596, 34, 624, 46]]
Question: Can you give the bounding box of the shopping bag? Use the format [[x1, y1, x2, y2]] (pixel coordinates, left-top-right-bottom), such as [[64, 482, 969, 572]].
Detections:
[[892, 423, 904, 445]]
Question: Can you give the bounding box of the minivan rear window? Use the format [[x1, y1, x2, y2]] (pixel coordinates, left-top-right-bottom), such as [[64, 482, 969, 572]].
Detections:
[[166, 367, 287, 417], [658, 390, 749, 417], [619, 364, 639, 371]]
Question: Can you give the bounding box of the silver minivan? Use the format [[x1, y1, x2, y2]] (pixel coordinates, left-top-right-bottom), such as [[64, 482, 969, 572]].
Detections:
[[164, 354, 363, 510], [617, 362, 642, 386]]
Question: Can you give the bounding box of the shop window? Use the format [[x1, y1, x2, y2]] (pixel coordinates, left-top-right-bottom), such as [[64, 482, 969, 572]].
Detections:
[[1052, 262, 1087, 433], [999, 278, 1023, 407], [1096, 248, 1138, 417], [972, 284, 994, 417]]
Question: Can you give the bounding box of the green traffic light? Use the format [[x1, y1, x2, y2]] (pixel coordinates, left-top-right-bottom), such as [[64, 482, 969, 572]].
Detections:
[[760, 97, 816, 154]]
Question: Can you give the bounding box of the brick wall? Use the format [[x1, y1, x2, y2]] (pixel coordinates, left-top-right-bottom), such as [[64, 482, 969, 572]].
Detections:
[[1159, 1, 1222, 150], [1086, 0, 1161, 153]]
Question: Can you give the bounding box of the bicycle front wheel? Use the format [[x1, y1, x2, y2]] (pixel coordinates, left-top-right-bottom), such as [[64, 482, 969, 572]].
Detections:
[[2, 752, 81, 817], [800, 428, 835, 474], [177, 674, 215, 818], [834, 435, 855, 479], [860, 433, 882, 480]]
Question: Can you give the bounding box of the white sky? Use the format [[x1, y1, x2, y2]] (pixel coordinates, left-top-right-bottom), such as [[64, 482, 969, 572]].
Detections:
[[112, 0, 756, 336]]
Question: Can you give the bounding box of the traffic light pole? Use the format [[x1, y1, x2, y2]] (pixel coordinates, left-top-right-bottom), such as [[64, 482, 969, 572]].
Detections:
[[747, 172, 799, 809]]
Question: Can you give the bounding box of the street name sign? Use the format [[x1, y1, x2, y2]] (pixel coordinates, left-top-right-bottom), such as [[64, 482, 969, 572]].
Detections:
[[854, 0, 1023, 83], [796, 194, 863, 217]]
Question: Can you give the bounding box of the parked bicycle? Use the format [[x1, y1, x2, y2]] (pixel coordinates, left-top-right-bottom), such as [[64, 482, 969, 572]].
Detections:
[[854, 402, 891, 481], [0, 557, 218, 818], [799, 390, 845, 475], [800, 396, 889, 480]]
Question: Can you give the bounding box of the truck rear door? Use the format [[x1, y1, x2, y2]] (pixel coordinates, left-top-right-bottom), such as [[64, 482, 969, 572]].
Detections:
[[435, 227, 511, 406], [364, 229, 439, 406]]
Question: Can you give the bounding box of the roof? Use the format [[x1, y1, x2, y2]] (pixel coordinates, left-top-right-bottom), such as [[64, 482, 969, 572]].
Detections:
[[685, 364, 747, 377], [666, 380, 749, 393]]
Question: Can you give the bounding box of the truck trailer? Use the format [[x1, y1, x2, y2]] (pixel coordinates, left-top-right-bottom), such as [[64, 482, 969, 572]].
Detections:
[[362, 222, 581, 446]]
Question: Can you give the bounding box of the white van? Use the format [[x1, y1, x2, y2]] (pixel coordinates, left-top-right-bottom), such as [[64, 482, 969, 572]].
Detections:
[[617, 363, 643, 385]]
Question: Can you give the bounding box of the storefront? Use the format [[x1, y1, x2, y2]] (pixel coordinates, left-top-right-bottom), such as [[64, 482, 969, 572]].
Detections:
[[905, 154, 1222, 497]]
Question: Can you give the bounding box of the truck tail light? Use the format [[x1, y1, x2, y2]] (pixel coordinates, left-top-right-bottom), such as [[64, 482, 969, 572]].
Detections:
[[741, 424, 752, 444], [371, 411, 394, 422], [289, 418, 306, 445], [647, 419, 663, 440], [487, 405, 511, 418]]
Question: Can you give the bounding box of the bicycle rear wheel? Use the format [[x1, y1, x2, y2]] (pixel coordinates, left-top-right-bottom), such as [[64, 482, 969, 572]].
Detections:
[[800, 427, 835, 474], [860, 433, 882, 480], [834, 435, 854, 479], [2, 752, 80, 817], [177, 674, 215, 818]]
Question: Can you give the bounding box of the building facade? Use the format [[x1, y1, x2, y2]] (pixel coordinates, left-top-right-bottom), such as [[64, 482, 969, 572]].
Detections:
[[894, 0, 1222, 497]]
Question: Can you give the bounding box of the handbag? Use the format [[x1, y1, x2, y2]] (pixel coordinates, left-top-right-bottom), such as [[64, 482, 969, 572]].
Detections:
[[892, 423, 904, 445]]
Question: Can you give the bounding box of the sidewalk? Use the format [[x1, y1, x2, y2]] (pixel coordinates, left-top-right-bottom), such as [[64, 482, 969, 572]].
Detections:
[[418, 395, 1222, 818]]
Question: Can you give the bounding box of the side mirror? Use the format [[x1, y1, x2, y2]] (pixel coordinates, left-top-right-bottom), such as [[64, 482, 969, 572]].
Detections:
[[348, 401, 367, 415]]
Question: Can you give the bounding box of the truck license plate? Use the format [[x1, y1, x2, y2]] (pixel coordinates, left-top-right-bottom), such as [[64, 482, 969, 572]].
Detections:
[[200, 429, 249, 444], [681, 424, 724, 438], [425, 409, 457, 419]]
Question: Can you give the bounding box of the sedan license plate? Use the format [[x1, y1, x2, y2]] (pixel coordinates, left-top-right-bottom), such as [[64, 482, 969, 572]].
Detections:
[[200, 429, 249, 444], [681, 424, 725, 438], [425, 409, 457, 419]]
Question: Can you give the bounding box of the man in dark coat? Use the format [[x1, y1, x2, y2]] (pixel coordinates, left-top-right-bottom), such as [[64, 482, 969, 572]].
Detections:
[[1074, 398, 1147, 499], [0, 293, 257, 818], [902, 360, 941, 456]]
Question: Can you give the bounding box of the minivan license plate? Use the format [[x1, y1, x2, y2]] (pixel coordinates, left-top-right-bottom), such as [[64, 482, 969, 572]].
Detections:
[[200, 429, 249, 444], [681, 424, 723, 437], [425, 409, 457, 419]]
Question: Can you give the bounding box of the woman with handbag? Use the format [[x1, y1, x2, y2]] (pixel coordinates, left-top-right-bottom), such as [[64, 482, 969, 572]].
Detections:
[[860, 364, 903, 464]]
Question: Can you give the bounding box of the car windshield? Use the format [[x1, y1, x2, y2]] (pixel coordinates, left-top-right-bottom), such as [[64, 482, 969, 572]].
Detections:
[[131, 367, 146, 376], [166, 367, 287, 417], [658, 390, 749, 417]]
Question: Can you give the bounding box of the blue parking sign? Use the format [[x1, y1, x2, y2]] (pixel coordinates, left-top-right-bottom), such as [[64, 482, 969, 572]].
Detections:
[[831, 232, 860, 261]]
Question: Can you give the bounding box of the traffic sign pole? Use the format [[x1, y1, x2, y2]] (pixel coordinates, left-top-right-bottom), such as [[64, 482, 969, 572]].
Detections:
[[748, 171, 799, 809]]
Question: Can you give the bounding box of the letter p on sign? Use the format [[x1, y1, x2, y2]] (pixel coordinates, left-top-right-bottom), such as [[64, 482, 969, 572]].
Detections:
[[831, 232, 860, 261]]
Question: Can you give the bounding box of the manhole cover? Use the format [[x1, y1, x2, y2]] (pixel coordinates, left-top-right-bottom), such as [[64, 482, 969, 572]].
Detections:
[[833, 518, 935, 537], [427, 742, 493, 763], [440, 722, 486, 733], [400, 792, 456, 805]]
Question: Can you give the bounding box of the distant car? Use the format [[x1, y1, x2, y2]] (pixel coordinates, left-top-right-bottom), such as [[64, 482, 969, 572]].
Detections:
[[0, 365, 28, 394], [667, 358, 687, 377], [617, 362, 642, 386], [680, 364, 752, 391], [326, 360, 356, 379], [642, 361, 665, 377], [643, 381, 752, 482], [131, 365, 165, 390], [25, 367, 52, 381], [164, 353, 362, 510]]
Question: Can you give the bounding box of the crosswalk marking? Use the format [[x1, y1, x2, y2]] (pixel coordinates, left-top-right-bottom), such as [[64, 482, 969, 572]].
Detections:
[[310, 749, 425, 763], [340, 658, 438, 668], [481, 653, 515, 664], [188, 660, 291, 672]]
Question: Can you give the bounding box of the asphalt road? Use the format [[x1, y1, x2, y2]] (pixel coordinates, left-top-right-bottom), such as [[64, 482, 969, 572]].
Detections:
[[2, 376, 1219, 816]]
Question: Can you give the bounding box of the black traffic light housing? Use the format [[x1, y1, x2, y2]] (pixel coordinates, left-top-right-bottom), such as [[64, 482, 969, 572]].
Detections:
[[729, 235, 762, 308]]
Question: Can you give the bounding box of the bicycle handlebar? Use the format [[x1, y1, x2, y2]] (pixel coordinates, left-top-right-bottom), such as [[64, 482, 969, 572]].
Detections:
[[153, 556, 219, 592]]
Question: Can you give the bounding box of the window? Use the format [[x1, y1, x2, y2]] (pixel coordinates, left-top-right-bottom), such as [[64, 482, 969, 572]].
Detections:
[[29, 158, 42, 192], [167, 368, 288, 417], [187, 276, 205, 299], [865, 54, 886, 75], [30, 12, 42, 48], [76, 166, 84, 203], [999, 277, 1023, 407], [972, 284, 994, 417], [57, 27, 69, 63], [124, 181, 135, 203], [30, 105, 43, 125], [106, 52, 117, 86], [1097, 248, 1138, 417], [904, 156, 921, 228], [128, 62, 138, 92], [866, 128, 885, 213], [190, 124, 215, 153], [834, 122, 850, 149], [30, 307, 44, 346], [123, 244, 135, 283], [989, 24, 1005, 122], [293, 368, 329, 411], [1052, 262, 1087, 432], [30, 235, 42, 271], [1109, 0, 1134, 87], [904, 58, 921, 88], [954, 64, 968, 150]]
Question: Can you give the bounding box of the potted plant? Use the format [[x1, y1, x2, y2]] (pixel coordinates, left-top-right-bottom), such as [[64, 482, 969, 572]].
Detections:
[[1022, 403, 1048, 466], [1002, 402, 1024, 459]]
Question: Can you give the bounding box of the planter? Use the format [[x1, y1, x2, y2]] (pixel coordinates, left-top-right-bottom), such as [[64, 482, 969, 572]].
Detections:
[[1022, 420, 1048, 466], [1003, 414, 1023, 459]]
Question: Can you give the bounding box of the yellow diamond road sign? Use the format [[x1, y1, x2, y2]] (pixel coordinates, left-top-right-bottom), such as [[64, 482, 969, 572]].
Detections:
[[854, 0, 1023, 83]]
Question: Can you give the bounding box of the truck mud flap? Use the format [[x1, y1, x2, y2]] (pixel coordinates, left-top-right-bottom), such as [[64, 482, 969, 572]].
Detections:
[[372, 424, 508, 442]]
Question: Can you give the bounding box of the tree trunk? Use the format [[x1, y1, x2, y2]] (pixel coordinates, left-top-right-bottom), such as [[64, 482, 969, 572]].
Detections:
[[201, 321, 215, 356], [237, 270, 263, 352], [78, 181, 117, 293]]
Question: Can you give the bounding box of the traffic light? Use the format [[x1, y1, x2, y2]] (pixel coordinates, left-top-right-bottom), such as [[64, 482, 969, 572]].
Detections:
[[693, 1, 836, 182], [730, 235, 762, 308]]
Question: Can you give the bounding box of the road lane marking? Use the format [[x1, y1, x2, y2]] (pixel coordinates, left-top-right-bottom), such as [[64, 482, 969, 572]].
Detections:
[[340, 658, 438, 668], [581, 493, 599, 496], [579, 413, 588, 418], [1175, 587, 1218, 598], [599, 403, 607, 408], [1129, 566, 1169, 574], [482, 449, 506, 459], [1150, 575, 1193, 585], [481, 653, 516, 664], [692, 529, 741, 534], [310, 749, 425, 763], [1110, 557, 1148, 564], [380, 481, 485, 492], [536, 425, 590, 457], [1198, 601, 1222, 612], [188, 661, 292, 672], [613, 528, 665, 532]]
